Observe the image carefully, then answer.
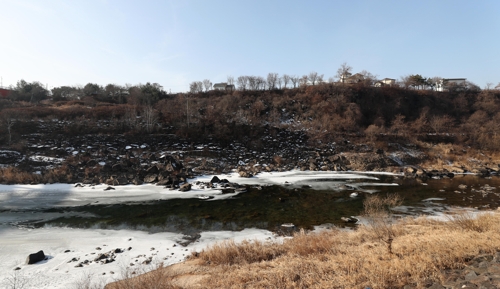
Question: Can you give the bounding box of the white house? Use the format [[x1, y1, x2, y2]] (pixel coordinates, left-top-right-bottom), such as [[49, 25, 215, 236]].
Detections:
[[436, 78, 466, 91], [213, 82, 235, 91], [374, 78, 396, 87]]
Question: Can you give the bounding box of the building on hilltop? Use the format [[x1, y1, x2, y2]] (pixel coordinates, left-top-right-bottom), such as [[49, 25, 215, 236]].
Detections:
[[340, 73, 365, 84], [374, 78, 396, 87], [0, 87, 12, 98], [213, 82, 235, 91], [436, 78, 466, 92]]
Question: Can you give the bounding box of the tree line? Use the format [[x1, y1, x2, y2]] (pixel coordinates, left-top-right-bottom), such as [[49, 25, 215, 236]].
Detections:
[[3, 62, 494, 105]]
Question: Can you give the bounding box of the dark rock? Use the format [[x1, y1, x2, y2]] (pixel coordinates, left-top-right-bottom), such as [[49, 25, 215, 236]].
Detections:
[[94, 253, 108, 262], [14, 267, 21, 271], [210, 176, 221, 183], [26, 250, 45, 265], [104, 186, 115, 191], [146, 165, 159, 174]]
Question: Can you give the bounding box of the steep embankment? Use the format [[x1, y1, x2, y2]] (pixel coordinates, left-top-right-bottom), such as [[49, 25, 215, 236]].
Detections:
[[1, 85, 500, 184]]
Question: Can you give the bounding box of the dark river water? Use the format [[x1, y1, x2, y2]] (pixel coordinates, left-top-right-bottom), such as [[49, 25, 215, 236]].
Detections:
[[29, 174, 500, 235]]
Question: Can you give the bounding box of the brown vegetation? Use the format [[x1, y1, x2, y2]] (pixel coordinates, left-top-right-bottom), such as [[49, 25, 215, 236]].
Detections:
[[106, 203, 500, 289], [2, 84, 500, 150]]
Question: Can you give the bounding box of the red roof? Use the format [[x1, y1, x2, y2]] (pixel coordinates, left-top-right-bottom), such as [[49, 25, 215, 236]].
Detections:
[[0, 88, 11, 98]]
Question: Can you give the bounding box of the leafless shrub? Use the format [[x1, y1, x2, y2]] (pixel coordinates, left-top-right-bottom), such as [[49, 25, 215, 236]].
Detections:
[[446, 210, 496, 233], [73, 271, 105, 289], [362, 194, 403, 254], [2, 270, 35, 289]]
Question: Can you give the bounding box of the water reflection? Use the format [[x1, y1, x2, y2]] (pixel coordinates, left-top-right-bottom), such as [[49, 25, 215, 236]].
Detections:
[[2, 174, 499, 234]]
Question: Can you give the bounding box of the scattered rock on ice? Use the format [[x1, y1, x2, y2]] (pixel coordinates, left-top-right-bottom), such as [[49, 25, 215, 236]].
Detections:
[[26, 250, 45, 265]]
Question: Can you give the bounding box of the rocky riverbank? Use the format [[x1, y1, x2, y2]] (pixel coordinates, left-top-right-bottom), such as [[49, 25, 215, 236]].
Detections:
[[1, 123, 499, 186]]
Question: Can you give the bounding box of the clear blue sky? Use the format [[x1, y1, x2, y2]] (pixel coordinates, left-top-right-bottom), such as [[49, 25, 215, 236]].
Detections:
[[1, 0, 499, 92]]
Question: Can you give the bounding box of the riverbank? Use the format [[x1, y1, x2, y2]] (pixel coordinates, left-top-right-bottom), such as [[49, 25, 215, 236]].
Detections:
[[107, 210, 500, 289], [1, 173, 500, 288], [0, 225, 279, 289], [1, 128, 499, 187]]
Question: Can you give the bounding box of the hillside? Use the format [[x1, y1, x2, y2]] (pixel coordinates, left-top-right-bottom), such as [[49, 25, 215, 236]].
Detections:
[[1, 84, 500, 184]]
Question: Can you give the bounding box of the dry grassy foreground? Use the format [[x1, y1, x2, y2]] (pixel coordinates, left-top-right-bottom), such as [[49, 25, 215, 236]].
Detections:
[[106, 208, 500, 289]]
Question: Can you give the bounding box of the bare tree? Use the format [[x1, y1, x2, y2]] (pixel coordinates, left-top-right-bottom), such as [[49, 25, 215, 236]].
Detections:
[[299, 75, 309, 87], [124, 106, 139, 129], [248, 76, 258, 90], [398, 75, 412, 89], [277, 76, 283, 89], [227, 75, 235, 86], [282, 74, 291, 88], [359, 70, 377, 86], [189, 81, 203, 93], [336, 62, 352, 83], [485, 82, 493, 90], [317, 74, 324, 84], [256, 76, 266, 90], [202, 79, 212, 92], [1, 110, 17, 145], [308, 72, 319, 85], [267, 73, 279, 90], [4, 270, 32, 289], [290, 76, 299, 88], [142, 106, 159, 133], [429, 115, 454, 134], [237, 76, 248, 91]]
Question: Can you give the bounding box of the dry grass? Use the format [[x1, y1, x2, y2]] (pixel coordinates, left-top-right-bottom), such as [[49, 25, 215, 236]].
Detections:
[[108, 210, 500, 289], [197, 213, 500, 289], [0, 166, 74, 184]]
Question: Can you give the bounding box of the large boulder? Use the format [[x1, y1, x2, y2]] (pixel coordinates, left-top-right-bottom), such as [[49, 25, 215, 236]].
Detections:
[[26, 250, 45, 265], [210, 176, 221, 183]]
